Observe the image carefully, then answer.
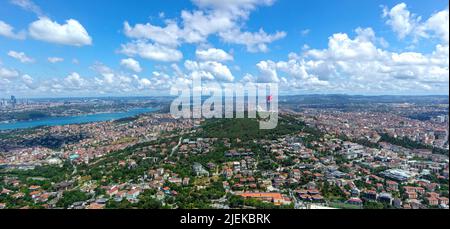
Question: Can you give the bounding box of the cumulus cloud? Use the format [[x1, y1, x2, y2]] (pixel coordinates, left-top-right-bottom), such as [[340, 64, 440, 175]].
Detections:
[[64, 72, 87, 90], [4, 1, 448, 96], [17, 63, 151, 95], [48, 57, 64, 63], [220, 28, 286, 52], [2, 61, 172, 95], [0, 67, 20, 79], [137, 77, 152, 89], [120, 41, 183, 62], [241, 73, 256, 83], [422, 8, 449, 44], [8, 50, 34, 63], [121, 0, 286, 59], [259, 26, 448, 93], [383, 3, 417, 39], [120, 58, 143, 73], [383, 3, 449, 44], [180, 10, 236, 43], [196, 48, 233, 62], [391, 52, 428, 65], [21, 74, 37, 89], [90, 62, 156, 93], [305, 28, 385, 61], [256, 60, 279, 83], [0, 20, 26, 39], [185, 60, 234, 82], [29, 17, 92, 46], [123, 21, 181, 47]]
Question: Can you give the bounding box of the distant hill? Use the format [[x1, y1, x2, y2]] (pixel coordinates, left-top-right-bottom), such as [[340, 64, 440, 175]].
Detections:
[[280, 94, 449, 105]]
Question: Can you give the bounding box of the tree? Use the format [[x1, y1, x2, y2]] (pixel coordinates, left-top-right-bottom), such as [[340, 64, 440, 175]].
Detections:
[[56, 190, 90, 208], [363, 201, 384, 209], [137, 190, 162, 209]]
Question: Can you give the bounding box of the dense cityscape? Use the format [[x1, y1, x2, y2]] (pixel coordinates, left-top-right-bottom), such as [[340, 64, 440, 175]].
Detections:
[[0, 95, 448, 210], [0, 1, 448, 224]]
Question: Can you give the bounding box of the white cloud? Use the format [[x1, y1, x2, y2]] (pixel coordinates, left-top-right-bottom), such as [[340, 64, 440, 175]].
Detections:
[[191, 0, 275, 18], [181, 7, 286, 52], [383, 3, 417, 39], [22, 74, 37, 89], [123, 21, 181, 47], [10, 0, 44, 17], [90, 62, 147, 93], [391, 52, 428, 65], [251, 24, 447, 94], [422, 8, 449, 44], [181, 10, 236, 43], [185, 60, 234, 82], [383, 3, 449, 44], [29, 17, 92, 46], [256, 60, 279, 83], [91, 62, 115, 82], [20, 70, 132, 95], [48, 57, 64, 63], [21, 74, 33, 84], [200, 61, 234, 82], [30, 78, 76, 94], [220, 28, 286, 52], [305, 29, 386, 62], [8, 50, 34, 63], [241, 73, 256, 83], [137, 78, 152, 89], [171, 63, 185, 78], [190, 0, 285, 51], [0, 67, 19, 79], [121, 0, 286, 58], [120, 41, 183, 62], [120, 58, 143, 73], [5, 1, 447, 96], [64, 72, 87, 90], [196, 48, 233, 62], [0, 20, 26, 39]]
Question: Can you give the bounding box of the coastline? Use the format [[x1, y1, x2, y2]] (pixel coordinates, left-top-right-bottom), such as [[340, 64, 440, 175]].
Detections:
[[0, 107, 158, 131]]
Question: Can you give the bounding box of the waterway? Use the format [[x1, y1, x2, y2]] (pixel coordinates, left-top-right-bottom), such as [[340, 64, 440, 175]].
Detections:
[[0, 107, 157, 130]]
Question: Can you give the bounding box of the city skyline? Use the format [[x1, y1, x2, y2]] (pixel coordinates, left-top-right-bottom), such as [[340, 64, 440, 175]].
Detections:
[[0, 0, 449, 98]]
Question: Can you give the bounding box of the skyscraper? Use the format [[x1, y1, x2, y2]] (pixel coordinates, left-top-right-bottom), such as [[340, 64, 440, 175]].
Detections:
[[10, 95, 17, 108]]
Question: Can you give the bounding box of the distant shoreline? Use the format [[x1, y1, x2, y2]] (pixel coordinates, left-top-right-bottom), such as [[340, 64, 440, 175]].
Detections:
[[0, 107, 158, 131]]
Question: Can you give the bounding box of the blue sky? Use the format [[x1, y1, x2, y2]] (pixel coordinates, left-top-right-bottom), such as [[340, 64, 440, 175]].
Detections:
[[0, 0, 449, 97]]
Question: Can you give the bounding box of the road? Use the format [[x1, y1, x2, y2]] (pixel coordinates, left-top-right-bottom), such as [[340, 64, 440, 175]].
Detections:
[[169, 137, 183, 158]]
